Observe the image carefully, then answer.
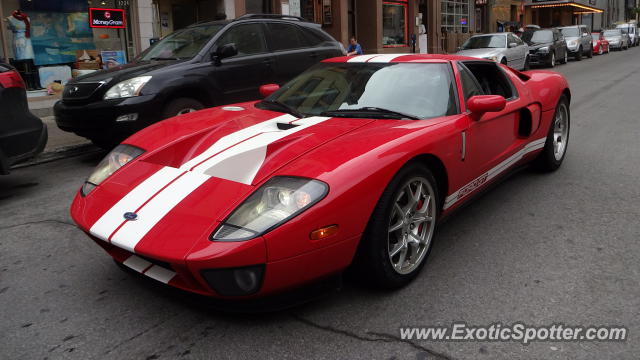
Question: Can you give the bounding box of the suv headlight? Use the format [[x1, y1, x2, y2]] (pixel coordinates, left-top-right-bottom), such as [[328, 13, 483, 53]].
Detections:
[[81, 144, 145, 196], [104, 76, 152, 100], [212, 177, 329, 241], [568, 40, 578, 47]]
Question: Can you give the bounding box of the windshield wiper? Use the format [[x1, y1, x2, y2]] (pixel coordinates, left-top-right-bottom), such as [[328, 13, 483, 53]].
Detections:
[[259, 99, 305, 119], [321, 107, 420, 120], [150, 56, 180, 60]]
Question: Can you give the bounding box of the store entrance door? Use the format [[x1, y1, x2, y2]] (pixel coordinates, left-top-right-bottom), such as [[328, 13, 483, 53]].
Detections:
[[172, 3, 197, 31]]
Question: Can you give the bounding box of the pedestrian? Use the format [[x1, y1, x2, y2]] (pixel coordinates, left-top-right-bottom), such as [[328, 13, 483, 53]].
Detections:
[[347, 36, 363, 56]]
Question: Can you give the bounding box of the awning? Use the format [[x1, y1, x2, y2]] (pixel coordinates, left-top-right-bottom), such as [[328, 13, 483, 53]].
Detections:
[[526, 1, 604, 14]]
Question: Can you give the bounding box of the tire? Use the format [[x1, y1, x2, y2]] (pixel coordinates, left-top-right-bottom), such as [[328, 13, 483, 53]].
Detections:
[[587, 47, 593, 58], [501, 57, 508, 66], [352, 163, 439, 289], [162, 98, 204, 119], [534, 95, 570, 172], [575, 47, 582, 61], [598, 46, 603, 55], [548, 52, 555, 68], [560, 50, 568, 64]]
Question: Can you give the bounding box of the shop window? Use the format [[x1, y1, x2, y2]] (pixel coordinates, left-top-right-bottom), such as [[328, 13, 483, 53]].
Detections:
[[267, 24, 307, 51], [441, 0, 470, 33], [383, 0, 408, 47], [216, 24, 267, 57]]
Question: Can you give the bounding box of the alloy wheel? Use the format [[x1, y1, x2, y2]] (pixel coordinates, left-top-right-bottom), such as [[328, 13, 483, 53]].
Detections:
[[553, 101, 569, 161], [387, 177, 436, 275]]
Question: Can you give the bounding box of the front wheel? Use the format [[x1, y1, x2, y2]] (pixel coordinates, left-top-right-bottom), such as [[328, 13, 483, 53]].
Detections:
[[587, 47, 593, 58], [162, 98, 204, 119], [560, 50, 568, 64], [501, 57, 508, 66], [548, 52, 556, 68], [353, 163, 439, 289], [575, 47, 582, 61], [598, 47, 603, 55], [534, 95, 570, 172]]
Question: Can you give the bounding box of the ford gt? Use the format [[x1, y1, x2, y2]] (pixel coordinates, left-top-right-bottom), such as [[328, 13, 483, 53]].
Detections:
[[70, 54, 571, 299]]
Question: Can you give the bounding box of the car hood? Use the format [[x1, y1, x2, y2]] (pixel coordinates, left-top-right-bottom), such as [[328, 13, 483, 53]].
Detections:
[[564, 36, 579, 42], [74, 104, 374, 259], [71, 59, 187, 84], [527, 42, 553, 50], [455, 48, 504, 58], [604, 36, 622, 41]]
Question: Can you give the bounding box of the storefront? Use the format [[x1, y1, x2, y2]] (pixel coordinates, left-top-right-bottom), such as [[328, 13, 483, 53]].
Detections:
[[0, 0, 139, 91], [524, 0, 604, 28]]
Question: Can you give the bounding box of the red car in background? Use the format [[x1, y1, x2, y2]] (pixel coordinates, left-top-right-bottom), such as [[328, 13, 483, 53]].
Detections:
[[592, 32, 610, 55], [71, 54, 571, 300]]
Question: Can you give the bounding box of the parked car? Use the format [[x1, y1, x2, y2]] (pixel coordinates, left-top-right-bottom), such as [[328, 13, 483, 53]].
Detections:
[[0, 63, 47, 175], [560, 25, 593, 60], [616, 23, 638, 46], [456, 32, 529, 70], [55, 14, 345, 149], [71, 54, 571, 299], [603, 29, 629, 50], [522, 28, 568, 67], [592, 32, 610, 55]]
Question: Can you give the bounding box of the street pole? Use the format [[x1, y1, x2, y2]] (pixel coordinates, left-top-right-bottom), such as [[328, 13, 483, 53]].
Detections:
[[0, 3, 10, 63]]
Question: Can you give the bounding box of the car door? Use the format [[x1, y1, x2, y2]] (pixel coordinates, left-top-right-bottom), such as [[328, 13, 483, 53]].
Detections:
[[265, 22, 319, 85], [210, 22, 276, 104], [458, 62, 523, 181], [580, 26, 591, 52], [507, 33, 525, 69]]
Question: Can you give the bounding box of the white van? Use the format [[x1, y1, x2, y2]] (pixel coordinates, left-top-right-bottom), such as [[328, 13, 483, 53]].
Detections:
[[616, 23, 638, 47]]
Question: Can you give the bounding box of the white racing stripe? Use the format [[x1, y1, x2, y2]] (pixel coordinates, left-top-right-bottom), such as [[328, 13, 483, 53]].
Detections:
[[122, 255, 152, 273], [366, 54, 403, 63], [443, 137, 547, 210], [144, 265, 176, 284], [346, 54, 381, 63], [192, 116, 331, 184], [110, 171, 210, 252], [89, 166, 183, 241]]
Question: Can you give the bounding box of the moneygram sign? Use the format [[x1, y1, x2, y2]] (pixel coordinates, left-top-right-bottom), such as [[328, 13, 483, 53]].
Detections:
[[89, 8, 126, 28]]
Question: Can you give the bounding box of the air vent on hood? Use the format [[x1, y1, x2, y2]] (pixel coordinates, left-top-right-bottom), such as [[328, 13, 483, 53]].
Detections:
[[276, 122, 300, 130]]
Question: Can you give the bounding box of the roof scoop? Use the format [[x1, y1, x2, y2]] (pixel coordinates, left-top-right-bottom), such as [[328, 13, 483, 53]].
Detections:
[[276, 121, 300, 130]]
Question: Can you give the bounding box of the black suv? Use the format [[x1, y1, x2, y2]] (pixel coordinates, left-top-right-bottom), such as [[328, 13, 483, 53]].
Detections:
[[55, 14, 345, 148], [0, 63, 47, 174], [522, 28, 568, 67]]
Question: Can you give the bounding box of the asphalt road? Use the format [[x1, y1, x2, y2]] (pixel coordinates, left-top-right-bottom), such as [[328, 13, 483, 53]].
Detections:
[[2, 48, 640, 360]]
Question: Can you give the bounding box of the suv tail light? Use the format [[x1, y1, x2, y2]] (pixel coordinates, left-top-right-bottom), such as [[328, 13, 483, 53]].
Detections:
[[0, 70, 25, 89]]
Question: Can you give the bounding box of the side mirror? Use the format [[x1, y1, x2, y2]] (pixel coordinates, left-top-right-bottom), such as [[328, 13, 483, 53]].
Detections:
[[467, 95, 506, 118], [211, 43, 238, 65], [509, 42, 518, 48], [259, 84, 280, 98]]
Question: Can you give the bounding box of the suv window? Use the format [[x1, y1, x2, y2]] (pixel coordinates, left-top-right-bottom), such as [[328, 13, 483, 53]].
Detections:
[[216, 23, 267, 57], [303, 29, 327, 46], [458, 64, 484, 101], [462, 62, 517, 100], [268, 23, 308, 51]]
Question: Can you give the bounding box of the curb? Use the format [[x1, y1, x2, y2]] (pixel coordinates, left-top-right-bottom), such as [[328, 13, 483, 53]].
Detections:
[[12, 143, 105, 170]]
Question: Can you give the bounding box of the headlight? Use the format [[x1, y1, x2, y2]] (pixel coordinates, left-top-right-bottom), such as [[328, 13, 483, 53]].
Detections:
[[104, 76, 152, 100], [568, 40, 577, 47], [212, 177, 329, 241], [537, 46, 550, 53], [486, 56, 499, 62], [81, 144, 145, 196]]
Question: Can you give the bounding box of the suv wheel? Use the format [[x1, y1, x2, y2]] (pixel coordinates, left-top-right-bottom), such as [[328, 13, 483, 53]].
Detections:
[[587, 47, 593, 58], [575, 47, 582, 61], [162, 98, 205, 119]]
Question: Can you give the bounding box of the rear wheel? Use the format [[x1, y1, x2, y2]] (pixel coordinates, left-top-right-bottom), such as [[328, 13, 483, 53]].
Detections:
[[353, 163, 439, 289], [575, 47, 582, 61], [534, 95, 570, 172], [560, 50, 568, 64], [162, 98, 204, 119]]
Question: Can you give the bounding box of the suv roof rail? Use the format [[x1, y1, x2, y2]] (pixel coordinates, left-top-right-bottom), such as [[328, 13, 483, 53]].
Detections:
[[235, 13, 308, 22]]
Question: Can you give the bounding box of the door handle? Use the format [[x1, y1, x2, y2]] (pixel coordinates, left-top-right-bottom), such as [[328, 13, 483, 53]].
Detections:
[[262, 58, 274, 66], [309, 52, 318, 58]]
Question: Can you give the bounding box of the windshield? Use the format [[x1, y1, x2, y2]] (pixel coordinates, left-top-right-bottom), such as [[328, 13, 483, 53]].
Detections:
[[618, 27, 629, 34], [522, 30, 553, 44], [461, 35, 505, 49], [258, 63, 458, 119], [138, 24, 224, 61], [604, 30, 621, 37], [561, 28, 580, 37]]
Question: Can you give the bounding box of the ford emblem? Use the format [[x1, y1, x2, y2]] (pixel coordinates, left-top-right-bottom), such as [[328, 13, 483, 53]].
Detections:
[[123, 212, 138, 221]]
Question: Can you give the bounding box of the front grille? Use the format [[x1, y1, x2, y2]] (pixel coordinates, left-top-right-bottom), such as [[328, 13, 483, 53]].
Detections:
[[62, 82, 104, 100]]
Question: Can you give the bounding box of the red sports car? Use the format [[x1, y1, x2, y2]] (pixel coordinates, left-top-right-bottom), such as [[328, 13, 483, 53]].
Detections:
[[592, 32, 610, 54], [71, 54, 570, 299]]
